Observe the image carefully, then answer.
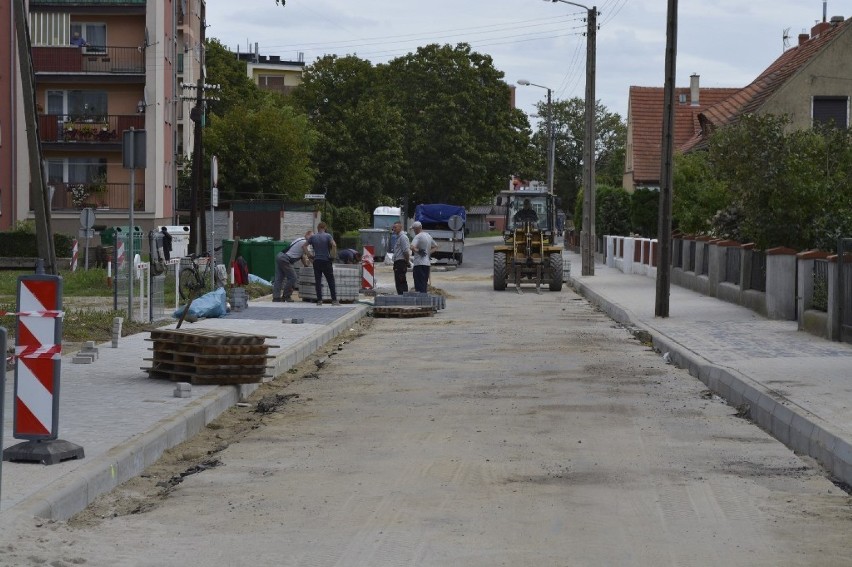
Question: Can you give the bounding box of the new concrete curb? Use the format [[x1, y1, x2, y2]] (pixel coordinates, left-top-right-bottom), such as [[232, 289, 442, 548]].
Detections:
[[0, 305, 369, 526], [568, 277, 852, 488]]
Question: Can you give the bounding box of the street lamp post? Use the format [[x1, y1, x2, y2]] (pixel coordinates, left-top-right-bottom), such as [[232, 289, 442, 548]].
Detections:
[[546, 0, 596, 276], [517, 80, 554, 194]]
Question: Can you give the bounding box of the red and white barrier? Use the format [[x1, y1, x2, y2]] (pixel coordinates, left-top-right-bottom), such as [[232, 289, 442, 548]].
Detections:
[[116, 240, 126, 271], [71, 239, 79, 272], [362, 245, 375, 290], [13, 276, 62, 439]]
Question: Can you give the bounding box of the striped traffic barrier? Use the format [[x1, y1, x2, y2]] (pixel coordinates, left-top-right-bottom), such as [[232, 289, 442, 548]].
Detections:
[[116, 240, 126, 271], [2, 275, 84, 465], [71, 239, 78, 272], [362, 245, 375, 290]]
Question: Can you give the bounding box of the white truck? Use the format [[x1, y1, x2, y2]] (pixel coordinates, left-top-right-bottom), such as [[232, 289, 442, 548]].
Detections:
[[414, 204, 467, 265]]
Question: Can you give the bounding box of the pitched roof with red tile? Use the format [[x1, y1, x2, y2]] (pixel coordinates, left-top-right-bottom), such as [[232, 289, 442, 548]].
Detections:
[[628, 86, 739, 185], [681, 18, 851, 152]]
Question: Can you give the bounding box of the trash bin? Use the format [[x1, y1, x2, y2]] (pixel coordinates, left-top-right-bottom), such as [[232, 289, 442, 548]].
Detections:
[[158, 225, 190, 259], [252, 239, 291, 283], [102, 226, 143, 252], [358, 228, 390, 262]]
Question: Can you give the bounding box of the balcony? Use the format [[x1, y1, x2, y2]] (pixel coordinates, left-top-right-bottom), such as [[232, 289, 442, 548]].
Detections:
[[49, 181, 146, 212], [33, 46, 144, 76], [31, 0, 146, 5], [39, 114, 145, 146]]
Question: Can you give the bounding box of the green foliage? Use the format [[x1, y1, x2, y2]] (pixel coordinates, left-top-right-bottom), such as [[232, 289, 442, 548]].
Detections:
[[708, 114, 852, 250], [672, 151, 729, 235], [0, 231, 74, 257], [596, 184, 631, 237], [11, 219, 35, 234], [204, 101, 317, 200], [292, 55, 405, 212], [330, 206, 370, 234], [630, 188, 659, 238], [537, 98, 625, 217], [673, 114, 852, 251], [377, 43, 523, 208]]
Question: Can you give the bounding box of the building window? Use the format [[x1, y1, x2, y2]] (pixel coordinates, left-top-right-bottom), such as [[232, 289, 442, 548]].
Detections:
[[47, 90, 108, 121], [813, 96, 848, 129], [70, 22, 107, 53], [47, 158, 107, 184]]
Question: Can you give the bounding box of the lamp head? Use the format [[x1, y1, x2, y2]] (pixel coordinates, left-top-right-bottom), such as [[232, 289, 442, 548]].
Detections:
[[517, 79, 531, 86]]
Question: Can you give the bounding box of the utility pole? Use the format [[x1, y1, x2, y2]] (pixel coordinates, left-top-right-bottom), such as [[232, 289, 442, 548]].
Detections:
[[182, 78, 219, 255], [655, 0, 678, 317], [580, 5, 597, 276], [13, 0, 56, 273], [551, 1, 597, 276], [188, 77, 205, 255]]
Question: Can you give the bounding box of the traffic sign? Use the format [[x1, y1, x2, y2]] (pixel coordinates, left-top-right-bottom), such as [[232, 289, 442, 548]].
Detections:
[[79, 208, 95, 229], [304, 194, 325, 200], [448, 215, 464, 232]]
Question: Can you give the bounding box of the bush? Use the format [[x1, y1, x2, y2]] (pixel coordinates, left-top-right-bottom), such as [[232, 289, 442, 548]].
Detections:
[[0, 230, 75, 258]]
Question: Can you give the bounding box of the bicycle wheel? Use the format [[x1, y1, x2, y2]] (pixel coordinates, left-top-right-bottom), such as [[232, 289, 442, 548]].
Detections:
[[178, 268, 198, 300]]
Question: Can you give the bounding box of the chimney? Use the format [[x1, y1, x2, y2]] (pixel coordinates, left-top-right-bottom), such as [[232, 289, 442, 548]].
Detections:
[[811, 21, 832, 37], [690, 73, 700, 106], [798, 32, 810, 45]]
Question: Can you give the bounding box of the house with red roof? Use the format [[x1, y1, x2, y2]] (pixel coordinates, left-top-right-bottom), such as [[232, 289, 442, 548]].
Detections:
[[623, 14, 852, 191], [623, 77, 740, 193], [682, 15, 851, 153]]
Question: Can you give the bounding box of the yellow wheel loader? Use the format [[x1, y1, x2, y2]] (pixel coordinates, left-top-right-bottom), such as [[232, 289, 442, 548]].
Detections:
[[493, 188, 563, 294]]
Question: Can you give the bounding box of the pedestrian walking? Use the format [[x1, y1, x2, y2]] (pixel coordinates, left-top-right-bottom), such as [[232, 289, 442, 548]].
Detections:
[[160, 226, 173, 262], [273, 230, 312, 302], [391, 221, 411, 294], [307, 222, 339, 305], [410, 221, 438, 293]]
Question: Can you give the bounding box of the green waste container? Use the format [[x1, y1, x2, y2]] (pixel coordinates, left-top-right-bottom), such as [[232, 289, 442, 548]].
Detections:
[[251, 239, 291, 283], [101, 226, 143, 251]]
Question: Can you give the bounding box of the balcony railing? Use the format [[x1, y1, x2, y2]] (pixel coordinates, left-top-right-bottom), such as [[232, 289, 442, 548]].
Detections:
[[48, 182, 145, 212], [31, 0, 146, 5], [33, 46, 144, 75], [39, 114, 145, 144]]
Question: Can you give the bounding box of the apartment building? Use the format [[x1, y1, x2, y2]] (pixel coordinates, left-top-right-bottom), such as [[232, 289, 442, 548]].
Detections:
[[237, 49, 304, 96], [0, 0, 204, 237]]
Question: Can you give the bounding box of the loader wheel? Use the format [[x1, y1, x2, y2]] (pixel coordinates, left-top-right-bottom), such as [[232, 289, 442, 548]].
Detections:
[[493, 252, 507, 291], [455, 252, 463, 265], [548, 252, 564, 291]]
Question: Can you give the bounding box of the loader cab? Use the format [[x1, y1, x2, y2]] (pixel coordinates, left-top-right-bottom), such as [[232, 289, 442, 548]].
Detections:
[[503, 191, 556, 233]]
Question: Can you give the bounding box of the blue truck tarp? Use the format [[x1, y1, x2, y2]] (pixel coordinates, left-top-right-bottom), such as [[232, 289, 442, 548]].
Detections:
[[414, 204, 466, 227]]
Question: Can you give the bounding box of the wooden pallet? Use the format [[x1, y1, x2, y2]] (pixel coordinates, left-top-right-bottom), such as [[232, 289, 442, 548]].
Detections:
[[142, 328, 274, 385], [371, 306, 436, 318]]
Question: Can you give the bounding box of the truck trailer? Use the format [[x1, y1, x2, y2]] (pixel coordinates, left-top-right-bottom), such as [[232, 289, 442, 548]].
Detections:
[[414, 204, 467, 265]]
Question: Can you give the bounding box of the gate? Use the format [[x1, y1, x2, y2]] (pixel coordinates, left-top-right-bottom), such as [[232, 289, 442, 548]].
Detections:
[[840, 238, 852, 344]]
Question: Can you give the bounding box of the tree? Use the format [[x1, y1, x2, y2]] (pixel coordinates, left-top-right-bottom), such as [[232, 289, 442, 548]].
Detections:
[[205, 38, 269, 115], [204, 101, 316, 200], [672, 151, 728, 235], [291, 55, 406, 212], [536, 97, 625, 220], [378, 43, 526, 208]]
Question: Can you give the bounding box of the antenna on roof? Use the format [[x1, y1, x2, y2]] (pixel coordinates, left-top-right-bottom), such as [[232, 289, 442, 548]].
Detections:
[[782, 27, 791, 51]]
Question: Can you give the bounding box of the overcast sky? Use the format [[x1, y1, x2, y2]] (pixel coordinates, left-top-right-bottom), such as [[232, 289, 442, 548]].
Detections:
[[205, 0, 849, 121]]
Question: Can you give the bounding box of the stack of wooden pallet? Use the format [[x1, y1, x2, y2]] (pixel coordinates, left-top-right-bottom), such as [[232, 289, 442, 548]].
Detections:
[[142, 328, 275, 385]]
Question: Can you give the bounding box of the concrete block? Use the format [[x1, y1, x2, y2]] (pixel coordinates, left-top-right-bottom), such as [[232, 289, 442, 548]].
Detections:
[[769, 403, 794, 445], [789, 412, 816, 455], [173, 390, 191, 398], [174, 382, 191, 392], [72, 354, 95, 364]]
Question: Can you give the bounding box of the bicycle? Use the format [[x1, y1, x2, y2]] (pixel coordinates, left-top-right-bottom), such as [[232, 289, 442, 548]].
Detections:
[[178, 252, 225, 300]]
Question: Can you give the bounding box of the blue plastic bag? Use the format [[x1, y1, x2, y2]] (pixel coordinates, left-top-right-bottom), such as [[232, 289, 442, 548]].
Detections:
[[173, 287, 228, 319]]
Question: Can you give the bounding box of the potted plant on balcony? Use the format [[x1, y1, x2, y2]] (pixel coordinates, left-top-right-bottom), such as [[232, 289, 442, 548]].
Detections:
[[69, 183, 90, 208], [89, 173, 108, 207]]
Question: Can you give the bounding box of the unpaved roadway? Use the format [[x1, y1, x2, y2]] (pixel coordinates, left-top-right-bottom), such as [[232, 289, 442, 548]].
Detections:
[[3, 238, 851, 566]]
